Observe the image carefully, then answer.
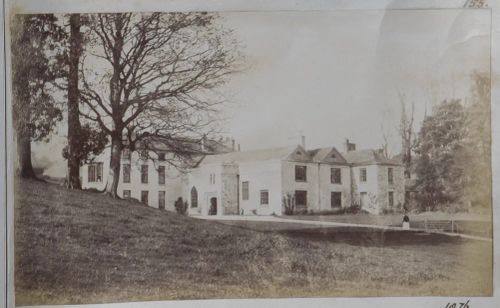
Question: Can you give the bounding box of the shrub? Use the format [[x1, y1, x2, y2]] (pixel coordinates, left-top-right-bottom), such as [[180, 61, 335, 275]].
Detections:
[[175, 197, 188, 215], [381, 207, 395, 215], [345, 204, 362, 214]]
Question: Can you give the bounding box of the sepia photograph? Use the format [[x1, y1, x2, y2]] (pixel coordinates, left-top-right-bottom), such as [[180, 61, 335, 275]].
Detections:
[[5, 0, 495, 307]]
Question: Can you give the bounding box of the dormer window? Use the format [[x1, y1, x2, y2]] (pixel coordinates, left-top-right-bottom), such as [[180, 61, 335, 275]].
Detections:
[[158, 152, 166, 161]]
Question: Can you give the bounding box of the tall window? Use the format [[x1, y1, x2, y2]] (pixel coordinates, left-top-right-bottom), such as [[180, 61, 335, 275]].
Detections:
[[141, 165, 148, 183], [388, 167, 394, 185], [141, 191, 149, 204], [209, 173, 216, 184], [331, 192, 342, 208], [123, 190, 131, 199], [295, 165, 307, 182], [360, 168, 367, 182], [88, 163, 103, 182], [158, 191, 165, 210], [388, 191, 394, 207], [242, 181, 249, 200], [123, 164, 131, 183], [331, 168, 342, 184], [260, 190, 269, 205], [295, 190, 307, 207], [158, 166, 165, 185], [191, 187, 198, 208], [122, 148, 131, 160]]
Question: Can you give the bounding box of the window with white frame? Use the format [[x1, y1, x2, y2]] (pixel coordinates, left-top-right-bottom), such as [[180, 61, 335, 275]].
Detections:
[[88, 162, 103, 182], [123, 164, 131, 183], [260, 190, 269, 205], [141, 165, 148, 184], [242, 181, 249, 200], [331, 168, 341, 184], [360, 168, 367, 182], [158, 166, 165, 185]]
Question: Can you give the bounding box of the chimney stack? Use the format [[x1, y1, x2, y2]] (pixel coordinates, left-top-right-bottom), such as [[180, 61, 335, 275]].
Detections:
[[301, 135, 306, 149], [344, 138, 356, 152], [238, 144, 241, 151], [231, 138, 235, 151]]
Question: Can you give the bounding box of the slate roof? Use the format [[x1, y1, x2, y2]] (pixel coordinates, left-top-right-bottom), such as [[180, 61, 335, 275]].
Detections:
[[200, 145, 299, 165], [342, 149, 401, 166], [135, 136, 233, 154], [199, 145, 402, 167]]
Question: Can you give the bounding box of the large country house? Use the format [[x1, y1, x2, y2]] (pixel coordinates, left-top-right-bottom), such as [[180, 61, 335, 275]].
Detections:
[[81, 139, 404, 215]]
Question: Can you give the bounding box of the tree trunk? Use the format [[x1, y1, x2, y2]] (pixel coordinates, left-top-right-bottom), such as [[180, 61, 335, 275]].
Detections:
[[104, 16, 125, 198], [105, 134, 122, 197], [15, 76, 36, 179], [66, 13, 83, 189], [17, 131, 36, 178]]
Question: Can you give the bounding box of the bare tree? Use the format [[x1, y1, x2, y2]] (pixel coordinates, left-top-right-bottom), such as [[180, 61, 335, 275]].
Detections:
[[380, 106, 393, 158], [398, 92, 416, 179], [79, 13, 241, 197]]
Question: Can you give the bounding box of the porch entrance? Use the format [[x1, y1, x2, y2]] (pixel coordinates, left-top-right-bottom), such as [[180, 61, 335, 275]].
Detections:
[[209, 197, 217, 215]]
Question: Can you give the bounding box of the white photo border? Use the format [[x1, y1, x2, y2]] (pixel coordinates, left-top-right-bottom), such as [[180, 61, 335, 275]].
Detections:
[[2, 1, 499, 308]]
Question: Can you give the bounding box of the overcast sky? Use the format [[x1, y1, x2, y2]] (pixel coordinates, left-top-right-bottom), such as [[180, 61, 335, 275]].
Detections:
[[220, 9, 490, 152], [33, 9, 491, 176]]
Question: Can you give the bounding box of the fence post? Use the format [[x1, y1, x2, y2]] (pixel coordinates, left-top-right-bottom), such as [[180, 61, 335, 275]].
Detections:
[[451, 219, 454, 233], [425, 218, 428, 233]]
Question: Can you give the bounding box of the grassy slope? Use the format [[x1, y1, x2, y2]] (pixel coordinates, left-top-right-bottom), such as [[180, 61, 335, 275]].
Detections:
[[15, 180, 492, 306]]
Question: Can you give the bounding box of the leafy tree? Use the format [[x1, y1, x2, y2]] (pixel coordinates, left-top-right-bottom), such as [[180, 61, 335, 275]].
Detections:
[[62, 123, 108, 166], [462, 72, 491, 211], [11, 14, 66, 178], [414, 99, 466, 211], [79, 13, 241, 197]]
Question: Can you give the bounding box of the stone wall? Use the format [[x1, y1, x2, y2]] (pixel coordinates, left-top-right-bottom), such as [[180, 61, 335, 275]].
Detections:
[[221, 164, 239, 215]]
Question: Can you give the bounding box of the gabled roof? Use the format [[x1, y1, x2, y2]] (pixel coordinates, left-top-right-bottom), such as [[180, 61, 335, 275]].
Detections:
[[200, 145, 304, 165], [307, 147, 348, 164], [198, 144, 401, 167], [342, 149, 401, 166]]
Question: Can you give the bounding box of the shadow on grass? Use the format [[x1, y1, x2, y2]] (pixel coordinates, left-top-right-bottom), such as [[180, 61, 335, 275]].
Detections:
[[274, 227, 464, 247]]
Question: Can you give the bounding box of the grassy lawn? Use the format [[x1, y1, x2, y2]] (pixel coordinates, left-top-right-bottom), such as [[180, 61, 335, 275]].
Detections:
[[15, 179, 492, 306]]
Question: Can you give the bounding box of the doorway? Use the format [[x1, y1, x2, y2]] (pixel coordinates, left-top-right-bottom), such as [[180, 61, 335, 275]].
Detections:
[[360, 192, 368, 209], [209, 197, 217, 215]]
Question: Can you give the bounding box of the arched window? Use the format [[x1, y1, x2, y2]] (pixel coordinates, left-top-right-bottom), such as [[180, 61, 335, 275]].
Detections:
[[191, 187, 198, 208]]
